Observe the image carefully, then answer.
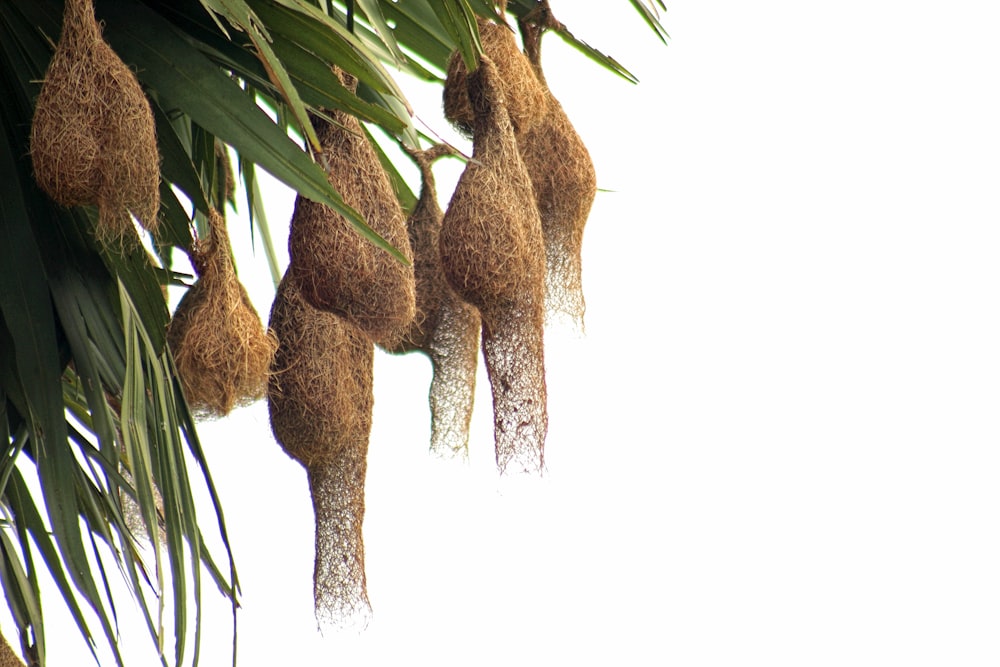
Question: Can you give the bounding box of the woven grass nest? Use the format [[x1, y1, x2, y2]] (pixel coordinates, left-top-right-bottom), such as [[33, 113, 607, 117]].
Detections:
[[518, 3, 597, 332], [167, 209, 277, 419], [381, 144, 481, 458], [288, 69, 415, 345], [267, 273, 375, 630], [439, 55, 548, 475], [267, 274, 373, 470], [30, 0, 160, 246], [442, 2, 547, 138], [0, 630, 26, 667]]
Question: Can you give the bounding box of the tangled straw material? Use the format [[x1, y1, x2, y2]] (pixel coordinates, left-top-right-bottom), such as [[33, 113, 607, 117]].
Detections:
[[309, 457, 371, 632], [30, 0, 160, 246], [214, 139, 235, 206], [381, 145, 481, 458], [439, 56, 548, 475], [267, 274, 375, 628], [518, 4, 597, 332], [0, 631, 25, 667], [443, 8, 547, 138], [288, 69, 415, 345], [267, 274, 374, 469], [167, 209, 277, 419]]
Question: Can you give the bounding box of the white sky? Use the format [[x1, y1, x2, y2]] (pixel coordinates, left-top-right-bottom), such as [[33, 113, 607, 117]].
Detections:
[[9, 1, 1000, 665]]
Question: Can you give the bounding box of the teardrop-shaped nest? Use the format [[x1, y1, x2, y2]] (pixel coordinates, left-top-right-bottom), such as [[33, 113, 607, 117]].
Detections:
[[440, 58, 546, 328], [439, 56, 548, 475], [382, 145, 481, 458], [517, 6, 597, 331], [288, 69, 415, 345], [443, 13, 547, 138], [267, 273, 374, 469], [167, 209, 277, 419], [29, 0, 160, 246]]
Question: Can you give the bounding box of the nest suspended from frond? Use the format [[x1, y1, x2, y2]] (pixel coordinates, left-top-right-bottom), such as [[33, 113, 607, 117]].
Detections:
[[167, 209, 277, 418], [267, 274, 374, 469], [442, 10, 547, 138], [29, 0, 160, 246], [267, 273, 375, 630], [381, 145, 481, 459], [439, 56, 548, 475], [517, 5, 597, 332], [288, 69, 415, 345]]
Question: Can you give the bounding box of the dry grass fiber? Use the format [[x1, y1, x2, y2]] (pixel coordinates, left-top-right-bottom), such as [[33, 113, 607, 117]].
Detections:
[[309, 456, 371, 631], [30, 0, 160, 246], [214, 139, 235, 204], [0, 632, 25, 667], [267, 273, 373, 469], [518, 5, 597, 332], [382, 145, 481, 458], [439, 56, 548, 474], [267, 273, 374, 628], [288, 70, 414, 345], [167, 209, 277, 419], [442, 9, 546, 138]]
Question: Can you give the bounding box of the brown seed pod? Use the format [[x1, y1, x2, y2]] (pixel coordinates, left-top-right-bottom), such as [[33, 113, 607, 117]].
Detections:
[[167, 209, 277, 419], [381, 145, 481, 458], [518, 5, 597, 332], [267, 273, 374, 629], [442, 6, 547, 138], [439, 56, 548, 475], [288, 70, 415, 345], [29, 0, 160, 246]]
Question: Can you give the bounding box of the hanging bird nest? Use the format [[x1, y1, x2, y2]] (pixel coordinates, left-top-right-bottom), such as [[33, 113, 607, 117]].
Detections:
[[267, 273, 375, 629], [29, 0, 160, 246], [439, 56, 548, 475], [517, 2, 598, 332], [381, 144, 481, 458], [167, 209, 277, 419], [267, 274, 374, 469], [288, 69, 415, 345], [442, 1, 547, 138]]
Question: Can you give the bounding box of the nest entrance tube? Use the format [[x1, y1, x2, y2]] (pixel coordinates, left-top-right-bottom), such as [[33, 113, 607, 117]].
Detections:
[[29, 0, 161, 246], [440, 56, 548, 475], [309, 455, 371, 631]]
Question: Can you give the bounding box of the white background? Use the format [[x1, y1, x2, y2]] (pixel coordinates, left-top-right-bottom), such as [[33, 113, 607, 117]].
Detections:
[[10, 1, 1000, 665]]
